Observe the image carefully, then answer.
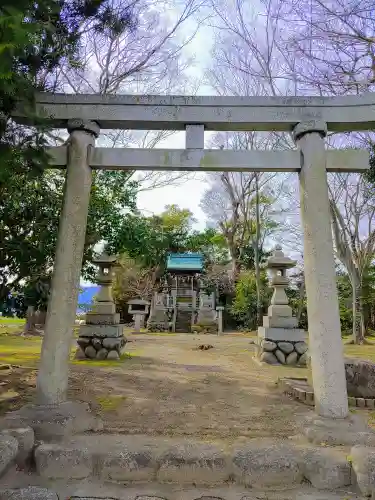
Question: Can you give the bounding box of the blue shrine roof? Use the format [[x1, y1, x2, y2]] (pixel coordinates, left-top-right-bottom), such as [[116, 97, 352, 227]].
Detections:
[[166, 253, 203, 272]]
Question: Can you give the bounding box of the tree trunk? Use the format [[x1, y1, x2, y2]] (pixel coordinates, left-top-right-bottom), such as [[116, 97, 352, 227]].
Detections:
[[23, 306, 38, 336], [359, 294, 367, 338], [352, 276, 365, 344], [231, 256, 240, 280], [254, 174, 262, 327]]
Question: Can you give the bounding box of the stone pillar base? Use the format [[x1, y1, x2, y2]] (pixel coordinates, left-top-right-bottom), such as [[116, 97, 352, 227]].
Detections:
[[302, 413, 375, 446], [257, 338, 308, 366], [0, 401, 103, 442], [76, 335, 126, 360], [147, 310, 170, 332]]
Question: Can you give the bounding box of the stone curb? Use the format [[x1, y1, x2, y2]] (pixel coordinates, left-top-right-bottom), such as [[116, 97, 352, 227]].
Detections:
[[279, 377, 375, 408], [33, 435, 354, 490]]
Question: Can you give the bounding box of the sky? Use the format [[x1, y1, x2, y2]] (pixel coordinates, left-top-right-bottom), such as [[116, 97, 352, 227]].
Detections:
[[136, 18, 215, 231], [82, 19, 215, 285], [136, 131, 208, 231]]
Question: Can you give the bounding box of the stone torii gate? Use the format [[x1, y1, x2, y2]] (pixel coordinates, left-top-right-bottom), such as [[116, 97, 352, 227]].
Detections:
[[15, 93, 372, 421]]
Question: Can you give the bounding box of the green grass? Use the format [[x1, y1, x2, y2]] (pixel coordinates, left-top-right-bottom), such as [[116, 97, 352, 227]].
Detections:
[[70, 351, 135, 367], [0, 332, 375, 369], [344, 344, 375, 362], [0, 336, 42, 367], [0, 317, 24, 325], [146, 332, 177, 336], [96, 395, 127, 411]]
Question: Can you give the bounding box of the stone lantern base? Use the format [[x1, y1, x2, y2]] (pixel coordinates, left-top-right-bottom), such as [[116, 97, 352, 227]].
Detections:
[[256, 335, 308, 366], [76, 323, 126, 360], [257, 322, 308, 366]]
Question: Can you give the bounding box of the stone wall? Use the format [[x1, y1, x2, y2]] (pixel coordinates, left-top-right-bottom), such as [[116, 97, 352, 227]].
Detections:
[[76, 336, 126, 360], [257, 338, 308, 366]]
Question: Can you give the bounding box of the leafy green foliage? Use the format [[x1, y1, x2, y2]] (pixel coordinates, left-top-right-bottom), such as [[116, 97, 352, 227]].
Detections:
[[230, 270, 272, 330], [0, 0, 137, 314]]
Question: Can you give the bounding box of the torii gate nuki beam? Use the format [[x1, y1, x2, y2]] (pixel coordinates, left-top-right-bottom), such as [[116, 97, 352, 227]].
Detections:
[[14, 93, 372, 423]]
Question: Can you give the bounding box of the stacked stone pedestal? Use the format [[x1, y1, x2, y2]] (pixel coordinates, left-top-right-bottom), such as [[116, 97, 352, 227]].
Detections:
[[77, 303, 126, 360], [76, 254, 126, 360], [257, 246, 308, 366]]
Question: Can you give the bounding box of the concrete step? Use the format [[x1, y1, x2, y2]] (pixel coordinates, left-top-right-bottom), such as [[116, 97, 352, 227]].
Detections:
[[33, 434, 354, 491]]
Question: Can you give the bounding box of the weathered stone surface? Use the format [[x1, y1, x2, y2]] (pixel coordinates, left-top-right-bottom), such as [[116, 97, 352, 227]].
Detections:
[[262, 340, 277, 352], [96, 348, 108, 359], [345, 358, 375, 398], [194, 497, 225, 500], [100, 447, 156, 482], [1, 427, 34, 465], [91, 302, 116, 315], [102, 337, 124, 350], [135, 497, 167, 500], [232, 442, 302, 488], [74, 348, 86, 360], [286, 352, 298, 365], [277, 342, 294, 354], [85, 346, 97, 359], [79, 324, 124, 338], [267, 305, 292, 317], [91, 338, 102, 350], [260, 352, 278, 364], [258, 326, 305, 342], [35, 442, 93, 479], [0, 402, 103, 441], [157, 443, 229, 485], [0, 487, 58, 500], [275, 349, 286, 364], [304, 414, 375, 447], [77, 337, 91, 348], [107, 350, 120, 360], [298, 353, 308, 366], [351, 445, 375, 496], [85, 312, 120, 325], [295, 341, 308, 355], [262, 316, 298, 328], [0, 435, 18, 476], [300, 448, 352, 489]]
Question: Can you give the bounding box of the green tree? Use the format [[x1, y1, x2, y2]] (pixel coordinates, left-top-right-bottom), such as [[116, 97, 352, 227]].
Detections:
[[0, 169, 138, 314], [0, 0, 136, 314], [230, 270, 272, 331]]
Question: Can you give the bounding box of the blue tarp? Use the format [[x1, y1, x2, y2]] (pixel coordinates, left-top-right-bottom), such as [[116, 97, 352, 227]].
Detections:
[[77, 285, 100, 312], [166, 253, 203, 272]]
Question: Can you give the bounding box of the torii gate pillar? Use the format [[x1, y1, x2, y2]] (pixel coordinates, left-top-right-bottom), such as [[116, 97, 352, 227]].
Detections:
[[36, 119, 100, 405], [294, 120, 348, 418]]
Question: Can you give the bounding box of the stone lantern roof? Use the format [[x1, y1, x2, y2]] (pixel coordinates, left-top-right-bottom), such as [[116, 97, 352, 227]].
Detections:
[[266, 245, 296, 270], [128, 298, 150, 306], [92, 253, 117, 266]]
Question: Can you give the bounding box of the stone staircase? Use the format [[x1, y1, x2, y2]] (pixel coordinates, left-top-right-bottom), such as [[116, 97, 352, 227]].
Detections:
[[173, 282, 194, 333], [0, 432, 366, 499], [174, 308, 192, 332], [1, 413, 374, 500]]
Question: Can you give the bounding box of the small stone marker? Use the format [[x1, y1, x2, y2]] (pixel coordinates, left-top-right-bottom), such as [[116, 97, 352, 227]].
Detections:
[[128, 299, 150, 333]]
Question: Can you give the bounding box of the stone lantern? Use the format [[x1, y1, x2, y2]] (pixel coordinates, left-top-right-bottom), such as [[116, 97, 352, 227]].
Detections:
[[76, 253, 126, 360], [257, 245, 307, 366], [128, 299, 150, 333]]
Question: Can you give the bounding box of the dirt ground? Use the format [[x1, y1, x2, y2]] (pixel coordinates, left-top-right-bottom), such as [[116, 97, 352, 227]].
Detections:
[[66, 333, 313, 445]]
